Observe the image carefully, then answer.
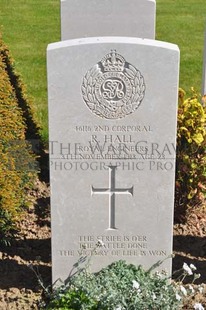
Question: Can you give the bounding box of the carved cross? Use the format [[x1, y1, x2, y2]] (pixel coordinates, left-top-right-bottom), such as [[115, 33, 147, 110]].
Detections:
[[91, 165, 134, 230]]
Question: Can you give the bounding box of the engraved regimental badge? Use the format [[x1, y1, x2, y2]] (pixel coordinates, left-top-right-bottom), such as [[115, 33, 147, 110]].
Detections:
[[81, 50, 145, 119]]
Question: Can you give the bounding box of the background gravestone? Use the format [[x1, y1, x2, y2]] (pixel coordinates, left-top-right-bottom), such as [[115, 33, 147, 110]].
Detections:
[[47, 37, 180, 284], [61, 0, 156, 40]]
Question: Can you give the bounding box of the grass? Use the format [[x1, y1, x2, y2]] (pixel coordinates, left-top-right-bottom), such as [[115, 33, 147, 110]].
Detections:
[[0, 0, 205, 140], [156, 0, 205, 94], [0, 0, 60, 141]]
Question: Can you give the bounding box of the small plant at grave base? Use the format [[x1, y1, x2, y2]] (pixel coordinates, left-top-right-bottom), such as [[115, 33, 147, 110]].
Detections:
[[176, 88, 206, 208], [45, 260, 182, 310], [43, 243, 181, 310], [173, 262, 205, 309], [41, 242, 206, 310], [32, 242, 205, 309]]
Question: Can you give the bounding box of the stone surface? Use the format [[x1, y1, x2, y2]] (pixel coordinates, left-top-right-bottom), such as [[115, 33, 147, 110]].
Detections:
[[47, 36, 179, 284], [61, 0, 156, 40], [202, 30, 206, 95]]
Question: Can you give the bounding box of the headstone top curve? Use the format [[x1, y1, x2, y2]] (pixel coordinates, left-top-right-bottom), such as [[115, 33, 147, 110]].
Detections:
[[47, 37, 179, 52]]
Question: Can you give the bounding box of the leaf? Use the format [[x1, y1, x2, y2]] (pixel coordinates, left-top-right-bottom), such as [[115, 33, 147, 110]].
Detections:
[[91, 67, 96, 76], [141, 85, 146, 93], [87, 102, 95, 110], [83, 77, 87, 86], [132, 103, 139, 109], [128, 64, 136, 74], [180, 126, 188, 132], [136, 86, 140, 95], [88, 85, 92, 94], [139, 77, 144, 88], [88, 93, 93, 102], [187, 190, 196, 199], [85, 71, 90, 80], [81, 86, 86, 95], [83, 95, 88, 102], [89, 76, 93, 85], [133, 93, 140, 102], [134, 76, 139, 86], [192, 133, 204, 145], [125, 68, 134, 79]]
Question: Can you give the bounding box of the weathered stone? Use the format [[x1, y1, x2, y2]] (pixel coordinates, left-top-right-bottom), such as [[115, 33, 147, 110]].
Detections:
[[47, 36, 179, 283], [61, 0, 156, 40]]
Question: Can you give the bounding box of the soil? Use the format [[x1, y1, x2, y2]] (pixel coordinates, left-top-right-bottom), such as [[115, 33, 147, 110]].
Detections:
[[0, 179, 51, 310], [0, 176, 205, 309]]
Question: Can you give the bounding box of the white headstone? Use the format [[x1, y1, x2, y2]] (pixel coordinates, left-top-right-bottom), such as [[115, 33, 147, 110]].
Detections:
[[47, 37, 179, 284], [202, 30, 206, 96], [61, 0, 156, 40]]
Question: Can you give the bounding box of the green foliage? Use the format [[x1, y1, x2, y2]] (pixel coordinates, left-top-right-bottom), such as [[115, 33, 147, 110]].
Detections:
[[46, 260, 181, 310], [0, 35, 41, 140], [156, 0, 205, 94], [0, 1, 204, 139], [176, 89, 206, 204], [0, 38, 38, 243], [0, 0, 60, 140]]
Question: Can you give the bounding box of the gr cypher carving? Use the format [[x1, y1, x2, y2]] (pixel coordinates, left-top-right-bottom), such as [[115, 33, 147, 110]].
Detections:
[[82, 50, 145, 119]]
